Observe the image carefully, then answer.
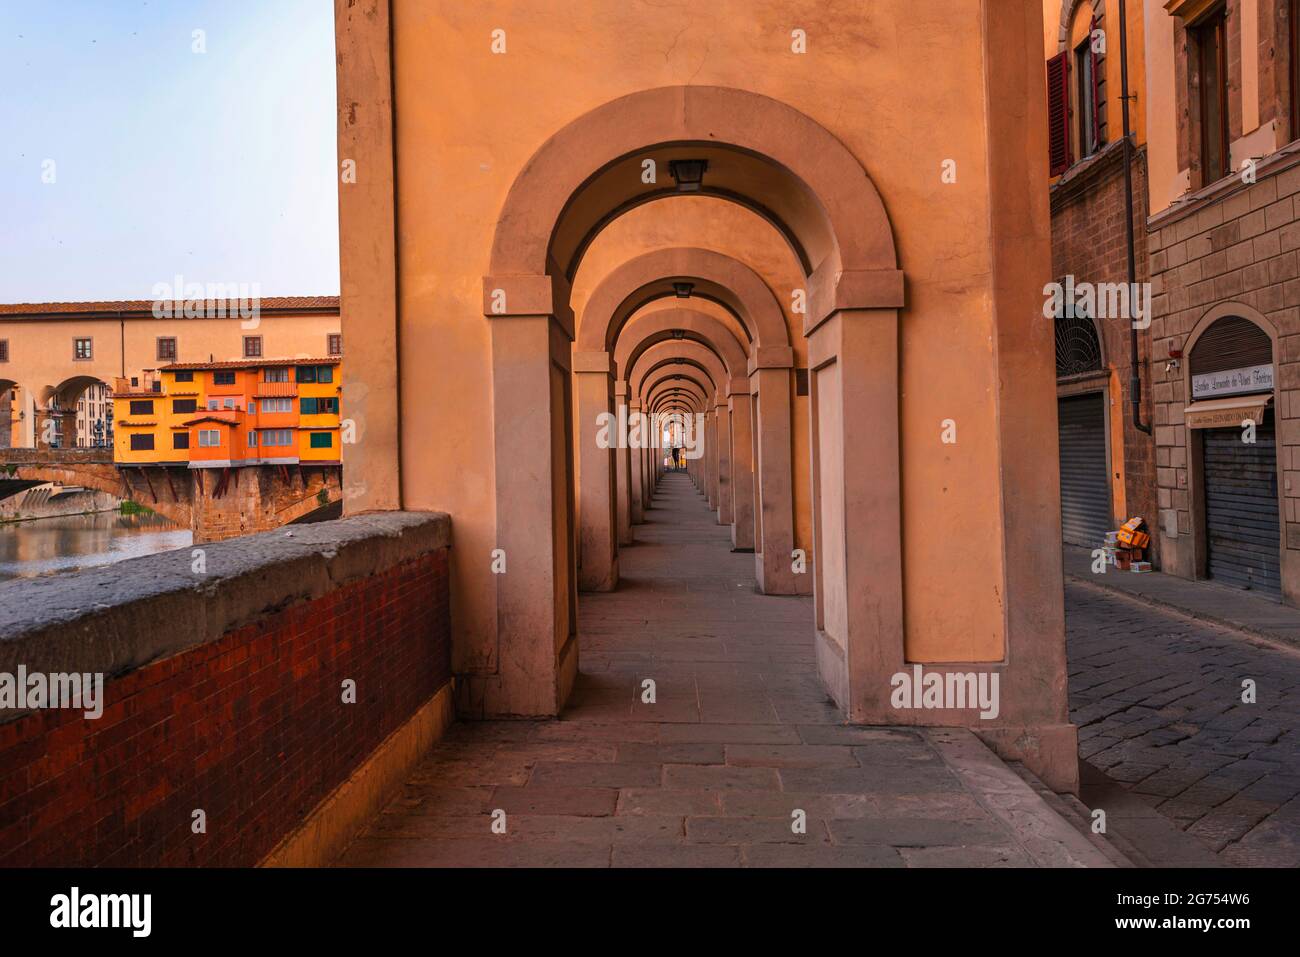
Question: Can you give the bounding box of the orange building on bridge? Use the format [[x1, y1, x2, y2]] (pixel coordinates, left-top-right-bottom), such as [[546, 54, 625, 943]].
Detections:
[[112, 358, 344, 469]]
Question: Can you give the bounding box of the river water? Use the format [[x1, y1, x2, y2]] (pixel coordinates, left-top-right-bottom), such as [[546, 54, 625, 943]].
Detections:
[[0, 511, 192, 583]]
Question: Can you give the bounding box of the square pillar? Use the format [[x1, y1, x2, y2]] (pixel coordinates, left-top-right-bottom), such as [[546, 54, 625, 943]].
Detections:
[[476, 274, 579, 719], [715, 401, 733, 525], [614, 381, 634, 543], [728, 384, 755, 551], [705, 408, 719, 510], [574, 353, 618, 592], [807, 308, 905, 721], [629, 400, 646, 519], [751, 366, 797, 594]]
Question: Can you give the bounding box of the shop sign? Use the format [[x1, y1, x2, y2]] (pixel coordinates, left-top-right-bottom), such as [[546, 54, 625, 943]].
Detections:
[[1191, 364, 1273, 399]]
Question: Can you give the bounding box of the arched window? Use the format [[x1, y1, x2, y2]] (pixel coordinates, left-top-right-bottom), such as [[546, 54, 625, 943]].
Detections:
[[1188, 315, 1272, 384], [1055, 311, 1103, 378]]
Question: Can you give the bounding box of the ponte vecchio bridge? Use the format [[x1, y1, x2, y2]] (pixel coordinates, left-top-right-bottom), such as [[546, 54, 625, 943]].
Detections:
[[0, 447, 341, 542]]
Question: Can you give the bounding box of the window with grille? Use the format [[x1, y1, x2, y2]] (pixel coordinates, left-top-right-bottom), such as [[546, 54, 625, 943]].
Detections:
[[1055, 312, 1103, 378]]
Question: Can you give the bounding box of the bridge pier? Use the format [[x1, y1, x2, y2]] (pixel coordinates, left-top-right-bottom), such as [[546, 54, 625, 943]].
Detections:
[[190, 465, 344, 544]]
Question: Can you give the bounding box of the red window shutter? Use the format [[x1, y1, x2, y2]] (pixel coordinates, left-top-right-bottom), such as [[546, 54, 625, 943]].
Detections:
[[1047, 51, 1072, 176], [1089, 16, 1103, 148]]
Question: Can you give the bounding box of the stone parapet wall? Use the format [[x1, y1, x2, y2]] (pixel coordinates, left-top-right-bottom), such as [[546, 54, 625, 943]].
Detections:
[[0, 511, 452, 866]]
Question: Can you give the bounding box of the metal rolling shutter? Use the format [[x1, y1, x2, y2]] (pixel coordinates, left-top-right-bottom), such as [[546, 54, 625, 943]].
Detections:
[[1204, 421, 1281, 596], [1057, 393, 1111, 547]]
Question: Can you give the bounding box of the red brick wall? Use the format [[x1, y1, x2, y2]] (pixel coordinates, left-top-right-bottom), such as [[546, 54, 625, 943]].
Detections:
[[1052, 145, 1159, 559], [0, 549, 450, 866]]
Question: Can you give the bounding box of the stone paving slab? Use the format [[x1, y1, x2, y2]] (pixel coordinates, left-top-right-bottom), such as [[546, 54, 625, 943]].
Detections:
[[335, 475, 1115, 868], [1066, 575, 1300, 866]]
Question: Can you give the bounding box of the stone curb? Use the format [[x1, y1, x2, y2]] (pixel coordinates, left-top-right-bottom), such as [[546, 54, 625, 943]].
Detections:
[[1065, 571, 1300, 652]]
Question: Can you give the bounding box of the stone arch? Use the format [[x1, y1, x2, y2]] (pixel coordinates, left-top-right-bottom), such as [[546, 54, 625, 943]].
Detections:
[[616, 307, 748, 383], [482, 83, 905, 719], [577, 247, 791, 354], [6, 461, 191, 528], [644, 373, 710, 409], [1055, 0, 1106, 52], [488, 86, 899, 288], [42, 374, 111, 449], [620, 333, 750, 551], [1183, 302, 1279, 376], [630, 345, 728, 403], [637, 355, 719, 396]]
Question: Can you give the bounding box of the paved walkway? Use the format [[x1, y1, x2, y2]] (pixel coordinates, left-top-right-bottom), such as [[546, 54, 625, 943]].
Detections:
[[1066, 573, 1300, 866], [338, 474, 1110, 868]]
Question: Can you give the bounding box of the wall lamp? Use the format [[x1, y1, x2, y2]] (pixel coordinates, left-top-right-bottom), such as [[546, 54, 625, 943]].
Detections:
[[669, 159, 708, 192], [672, 281, 694, 299]]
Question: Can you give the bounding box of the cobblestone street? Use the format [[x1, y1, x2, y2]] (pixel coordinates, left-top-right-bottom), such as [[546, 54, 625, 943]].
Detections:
[[1067, 580, 1300, 866]]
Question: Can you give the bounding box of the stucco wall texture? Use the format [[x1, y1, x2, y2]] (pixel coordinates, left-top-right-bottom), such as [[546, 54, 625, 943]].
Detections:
[[372, 0, 1026, 669]]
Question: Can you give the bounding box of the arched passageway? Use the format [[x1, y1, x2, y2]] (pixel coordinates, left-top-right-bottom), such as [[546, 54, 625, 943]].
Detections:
[[337, 4, 1077, 787], [482, 85, 903, 724], [41, 375, 112, 449]]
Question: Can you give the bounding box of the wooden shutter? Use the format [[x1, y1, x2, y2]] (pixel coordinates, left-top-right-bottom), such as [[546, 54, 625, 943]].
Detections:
[[1047, 51, 1072, 176], [1089, 16, 1103, 149], [1189, 316, 1273, 377]]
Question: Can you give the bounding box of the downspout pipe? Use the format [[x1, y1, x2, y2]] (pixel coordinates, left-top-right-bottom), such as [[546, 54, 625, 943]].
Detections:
[[1119, 0, 1152, 435]]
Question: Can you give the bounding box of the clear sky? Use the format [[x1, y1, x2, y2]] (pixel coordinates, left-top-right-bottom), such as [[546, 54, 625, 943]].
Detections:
[[0, 0, 339, 303]]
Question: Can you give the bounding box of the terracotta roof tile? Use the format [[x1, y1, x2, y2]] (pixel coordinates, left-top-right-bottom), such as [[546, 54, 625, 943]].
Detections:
[[0, 296, 339, 318], [161, 357, 341, 371]]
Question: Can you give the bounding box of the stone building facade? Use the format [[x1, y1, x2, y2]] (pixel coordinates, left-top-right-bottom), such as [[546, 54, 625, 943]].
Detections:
[[1146, 0, 1300, 602]]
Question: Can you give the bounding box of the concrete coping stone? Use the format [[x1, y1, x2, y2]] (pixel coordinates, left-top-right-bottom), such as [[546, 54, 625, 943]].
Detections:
[[0, 511, 451, 696]]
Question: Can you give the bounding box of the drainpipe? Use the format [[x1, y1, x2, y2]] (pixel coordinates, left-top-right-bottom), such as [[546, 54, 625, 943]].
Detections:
[[1119, 0, 1151, 435]]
